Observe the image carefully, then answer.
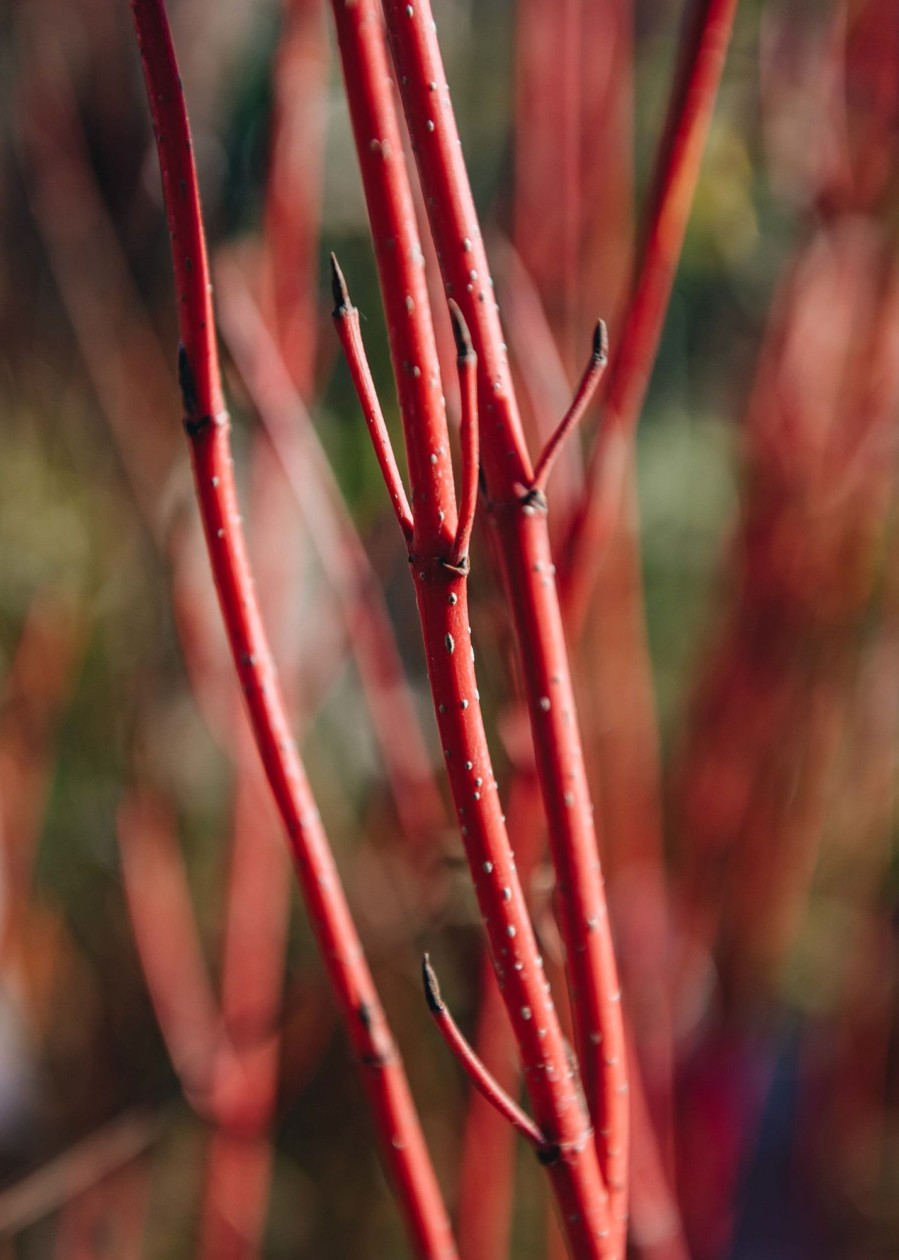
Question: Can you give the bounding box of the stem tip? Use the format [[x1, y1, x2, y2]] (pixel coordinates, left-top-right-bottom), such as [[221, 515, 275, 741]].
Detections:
[[592, 318, 609, 366], [330, 251, 353, 318], [422, 953, 445, 1015], [448, 299, 475, 363]]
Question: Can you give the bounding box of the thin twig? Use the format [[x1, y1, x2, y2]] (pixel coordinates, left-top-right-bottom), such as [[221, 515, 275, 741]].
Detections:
[[216, 257, 448, 865], [532, 319, 608, 496], [422, 955, 545, 1150], [0, 1108, 162, 1235], [447, 300, 479, 571], [330, 253, 415, 541], [562, 0, 740, 629], [117, 795, 226, 1101]]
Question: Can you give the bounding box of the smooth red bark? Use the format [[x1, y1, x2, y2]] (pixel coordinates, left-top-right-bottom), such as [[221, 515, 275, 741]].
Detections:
[[380, 0, 629, 1236], [128, 4, 456, 1255]]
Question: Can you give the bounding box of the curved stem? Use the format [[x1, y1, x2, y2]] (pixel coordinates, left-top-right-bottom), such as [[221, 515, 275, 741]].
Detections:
[[422, 955, 544, 1150], [216, 259, 447, 866], [330, 3, 613, 1253], [128, 5, 456, 1255], [381, 0, 629, 1238]]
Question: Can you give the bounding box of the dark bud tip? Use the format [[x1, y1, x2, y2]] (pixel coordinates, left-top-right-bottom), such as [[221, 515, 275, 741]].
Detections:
[[592, 318, 609, 366], [330, 251, 352, 318], [448, 299, 475, 363], [177, 343, 197, 416], [422, 953, 444, 1015]]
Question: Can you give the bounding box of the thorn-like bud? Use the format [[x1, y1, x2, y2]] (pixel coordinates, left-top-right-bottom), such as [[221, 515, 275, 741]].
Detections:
[[330, 251, 352, 318], [592, 318, 608, 366], [448, 299, 475, 363], [422, 953, 445, 1014]]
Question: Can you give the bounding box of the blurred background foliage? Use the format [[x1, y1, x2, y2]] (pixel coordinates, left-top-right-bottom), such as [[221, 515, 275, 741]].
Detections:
[[0, 0, 898, 1256]]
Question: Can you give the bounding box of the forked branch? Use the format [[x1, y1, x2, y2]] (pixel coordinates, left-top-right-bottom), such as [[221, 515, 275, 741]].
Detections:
[[330, 3, 612, 1252], [330, 252, 414, 541], [381, 0, 629, 1234]]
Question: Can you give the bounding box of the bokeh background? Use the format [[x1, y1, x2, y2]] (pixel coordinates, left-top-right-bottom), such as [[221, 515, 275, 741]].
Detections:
[[0, 0, 898, 1256]]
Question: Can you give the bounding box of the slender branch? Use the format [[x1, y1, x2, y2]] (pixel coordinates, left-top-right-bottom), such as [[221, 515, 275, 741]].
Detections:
[[421, 955, 544, 1150], [117, 794, 227, 1102], [532, 319, 608, 496], [0, 594, 82, 964], [329, 0, 456, 554], [561, 0, 740, 629], [330, 253, 415, 540], [447, 299, 478, 571], [547, 4, 738, 1203], [456, 767, 548, 1260], [495, 237, 586, 523], [330, 3, 612, 1253], [0, 1108, 161, 1235], [381, 0, 629, 1234], [217, 257, 448, 866], [261, 0, 328, 396], [128, 5, 456, 1256]]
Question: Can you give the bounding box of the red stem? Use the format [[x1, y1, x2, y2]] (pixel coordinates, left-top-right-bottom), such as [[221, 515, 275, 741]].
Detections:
[[329, 0, 457, 554], [197, 1133, 273, 1260], [117, 796, 227, 1104], [532, 320, 608, 496], [128, 5, 456, 1255], [422, 955, 544, 1150], [380, 0, 628, 1237], [330, 253, 415, 540], [329, 3, 613, 1253], [561, 0, 740, 630], [456, 765, 547, 1260], [447, 300, 479, 571], [216, 259, 448, 868], [411, 565, 610, 1254], [261, 0, 328, 396]]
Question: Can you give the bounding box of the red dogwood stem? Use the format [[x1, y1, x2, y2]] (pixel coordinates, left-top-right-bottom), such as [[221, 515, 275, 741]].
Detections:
[[330, 252, 415, 539], [561, 0, 740, 630], [215, 261, 448, 867], [447, 300, 479, 571], [380, 0, 629, 1237], [422, 955, 545, 1150], [332, 260, 611, 1255], [533, 320, 608, 496], [329, 3, 614, 1252], [128, 4, 456, 1256]]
